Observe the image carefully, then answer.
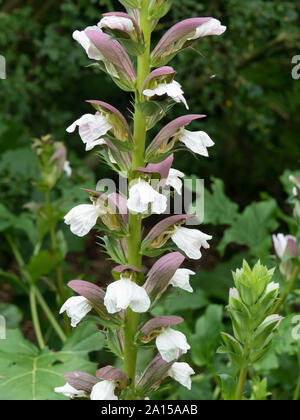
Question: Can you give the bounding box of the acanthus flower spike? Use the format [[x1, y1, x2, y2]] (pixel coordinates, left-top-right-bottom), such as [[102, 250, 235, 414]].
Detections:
[[152, 18, 226, 67], [59, 296, 92, 328], [90, 381, 118, 400], [171, 226, 212, 260], [85, 30, 136, 91], [168, 362, 195, 390]]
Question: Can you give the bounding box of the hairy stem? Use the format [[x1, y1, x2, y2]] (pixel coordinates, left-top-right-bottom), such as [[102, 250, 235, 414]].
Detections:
[[273, 266, 300, 314], [123, 2, 152, 396]]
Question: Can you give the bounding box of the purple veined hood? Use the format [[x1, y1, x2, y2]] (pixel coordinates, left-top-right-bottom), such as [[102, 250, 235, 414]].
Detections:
[[146, 114, 206, 158]]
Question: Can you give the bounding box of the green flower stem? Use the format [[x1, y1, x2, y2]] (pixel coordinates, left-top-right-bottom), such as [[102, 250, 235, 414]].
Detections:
[[5, 234, 66, 345], [235, 367, 248, 401], [29, 285, 45, 350], [33, 286, 67, 343], [293, 351, 300, 401], [123, 2, 152, 396], [273, 266, 300, 314], [45, 190, 70, 335]]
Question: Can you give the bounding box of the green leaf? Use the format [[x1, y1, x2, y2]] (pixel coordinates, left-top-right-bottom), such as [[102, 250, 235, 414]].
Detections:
[[151, 289, 209, 316], [62, 321, 105, 356], [218, 200, 279, 257], [0, 304, 23, 329], [191, 305, 223, 367], [204, 178, 239, 225], [0, 203, 14, 231], [0, 330, 97, 400], [219, 374, 237, 401], [26, 250, 58, 281]]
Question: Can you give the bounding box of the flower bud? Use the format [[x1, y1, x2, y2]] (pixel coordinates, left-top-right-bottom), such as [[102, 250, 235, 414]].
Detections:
[[99, 13, 142, 42]]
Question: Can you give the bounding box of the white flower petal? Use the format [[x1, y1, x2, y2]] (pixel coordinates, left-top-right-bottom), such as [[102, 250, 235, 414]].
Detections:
[[104, 277, 151, 314], [156, 328, 190, 362], [73, 26, 104, 60], [179, 129, 214, 156], [169, 268, 195, 293], [54, 382, 85, 398], [60, 296, 92, 328], [64, 204, 99, 237], [168, 362, 195, 390], [127, 180, 167, 214], [143, 80, 189, 109], [166, 168, 184, 195], [67, 113, 111, 151], [187, 19, 227, 40], [63, 161, 72, 177], [90, 381, 118, 401], [99, 16, 134, 33], [171, 226, 212, 260]]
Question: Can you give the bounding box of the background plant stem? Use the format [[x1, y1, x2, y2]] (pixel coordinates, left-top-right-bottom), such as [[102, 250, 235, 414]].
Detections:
[[235, 367, 248, 400], [123, 1, 152, 397], [29, 285, 45, 350], [45, 190, 70, 334], [273, 266, 300, 314]]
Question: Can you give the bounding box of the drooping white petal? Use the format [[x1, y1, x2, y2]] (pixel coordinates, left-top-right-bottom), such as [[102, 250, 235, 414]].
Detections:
[[168, 362, 195, 390], [54, 383, 85, 398], [127, 180, 167, 214], [104, 277, 151, 314], [187, 19, 227, 40], [66, 114, 111, 151], [143, 80, 189, 110], [156, 328, 190, 362], [63, 160, 72, 177], [169, 268, 195, 293], [179, 129, 214, 156], [171, 226, 212, 260], [166, 168, 184, 195], [60, 296, 92, 328], [72, 26, 104, 60], [272, 234, 288, 258], [98, 16, 134, 33], [64, 204, 99, 237], [90, 381, 118, 401]]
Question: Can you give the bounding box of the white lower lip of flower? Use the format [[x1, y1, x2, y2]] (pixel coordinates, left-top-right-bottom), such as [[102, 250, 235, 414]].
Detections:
[[72, 26, 104, 60], [64, 204, 100, 237], [166, 168, 184, 195], [168, 362, 195, 390], [171, 226, 212, 260], [143, 80, 189, 110], [104, 277, 151, 314], [60, 296, 92, 328], [169, 268, 195, 293], [90, 381, 118, 401], [54, 382, 85, 398], [66, 114, 112, 151], [187, 19, 227, 40], [179, 129, 214, 156], [98, 16, 135, 33], [127, 180, 167, 214], [156, 328, 190, 362], [63, 160, 72, 177]]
